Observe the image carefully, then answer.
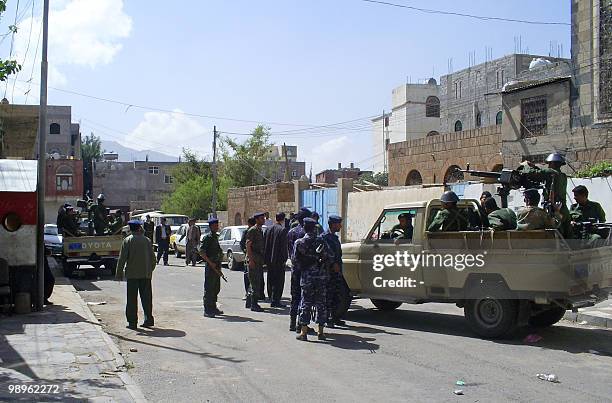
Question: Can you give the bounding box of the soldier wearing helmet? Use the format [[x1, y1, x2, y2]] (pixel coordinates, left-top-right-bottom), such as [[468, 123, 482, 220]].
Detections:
[[427, 191, 470, 232], [90, 193, 109, 235], [520, 152, 570, 237]]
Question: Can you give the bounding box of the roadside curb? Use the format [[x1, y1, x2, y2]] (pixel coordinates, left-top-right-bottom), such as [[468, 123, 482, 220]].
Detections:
[[64, 277, 148, 402], [563, 311, 612, 329]]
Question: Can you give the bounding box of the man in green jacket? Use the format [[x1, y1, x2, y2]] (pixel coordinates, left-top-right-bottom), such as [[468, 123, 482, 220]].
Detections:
[[427, 191, 470, 232], [116, 220, 157, 330], [570, 185, 607, 240], [483, 197, 517, 230]]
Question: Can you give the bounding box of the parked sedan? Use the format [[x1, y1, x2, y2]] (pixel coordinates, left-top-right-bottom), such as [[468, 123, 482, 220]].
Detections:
[[174, 222, 211, 258], [219, 225, 268, 270], [44, 224, 63, 255]]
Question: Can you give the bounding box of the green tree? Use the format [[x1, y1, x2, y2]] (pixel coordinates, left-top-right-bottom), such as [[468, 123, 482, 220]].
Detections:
[[81, 133, 103, 198], [220, 125, 274, 187], [162, 175, 230, 219], [171, 148, 211, 185], [357, 172, 388, 186], [0, 1, 22, 82], [574, 161, 611, 178]]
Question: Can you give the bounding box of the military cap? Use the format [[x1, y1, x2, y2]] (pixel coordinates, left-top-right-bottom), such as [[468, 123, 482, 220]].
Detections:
[[328, 214, 343, 224], [300, 207, 311, 214], [97, 193, 105, 201], [253, 212, 265, 219], [440, 191, 460, 203], [545, 152, 566, 165], [208, 218, 219, 225], [127, 219, 142, 227], [572, 185, 588, 195], [303, 217, 317, 224], [398, 212, 412, 220]]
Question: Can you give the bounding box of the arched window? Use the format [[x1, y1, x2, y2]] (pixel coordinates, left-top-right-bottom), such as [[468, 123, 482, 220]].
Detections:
[[496, 111, 503, 125], [55, 165, 73, 191], [492, 164, 503, 172], [476, 113, 482, 127], [425, 96, 440, 117], [454, 120, 463, 132], [50, 123, 61, 135], [427, 131, 440, 137], [444, 165, 464, 184], [405, 170, 423, 186], [234, 213, 242, 225]]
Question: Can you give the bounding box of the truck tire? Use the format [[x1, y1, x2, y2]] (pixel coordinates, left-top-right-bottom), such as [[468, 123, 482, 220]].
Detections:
[[334, 283, 352, 319], [104, 260, 117, 276], [63, 262, 76, 277], [175, 243, 182, 258], [528, 306, 566, 328], [371, 299, 403, 311], [464, 298, 518, 339]]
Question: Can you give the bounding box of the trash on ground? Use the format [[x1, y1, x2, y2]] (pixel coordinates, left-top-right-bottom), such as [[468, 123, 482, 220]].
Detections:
[[524, 334, 543, 343], [579, 320, 588, 325], [455, 380, 466, 386], [453, 389, 464, 395], [536, 373, 559, 383], [129, 347, 138, 352], [87, 301, 107, 306]]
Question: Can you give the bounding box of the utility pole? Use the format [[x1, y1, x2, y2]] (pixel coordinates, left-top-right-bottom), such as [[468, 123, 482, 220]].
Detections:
[[211, 126, 218, 218], [35, 0, 50, 311], [283, 143, 290, 182], [382, 110, 387, 174]]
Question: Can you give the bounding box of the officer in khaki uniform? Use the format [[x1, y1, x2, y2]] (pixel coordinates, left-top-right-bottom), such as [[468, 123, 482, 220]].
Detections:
[[115, 220, 157, 330], [199, 218, 224, 317], [428, 191, 469, 232], [246, 212, 266, 312], [516, 189, 562, 230]]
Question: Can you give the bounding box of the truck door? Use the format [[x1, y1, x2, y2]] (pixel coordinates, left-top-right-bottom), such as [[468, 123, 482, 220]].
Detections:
[[360, 208, 427, 300]]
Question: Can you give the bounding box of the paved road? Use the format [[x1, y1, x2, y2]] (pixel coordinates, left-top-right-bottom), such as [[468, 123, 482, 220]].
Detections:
[[73, 256, 612, 402]]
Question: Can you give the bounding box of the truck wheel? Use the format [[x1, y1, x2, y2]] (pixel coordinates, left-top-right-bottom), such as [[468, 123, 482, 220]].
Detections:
[[334, 283, 352, 319], [227, 251, 238, 271], [104, 260, 117, 276], [63, 262, 76, 277], [464, 298, 518, 339], [371, 299, 403, 311], [528, 306, 566, 328], [175, 244, 182, 258]]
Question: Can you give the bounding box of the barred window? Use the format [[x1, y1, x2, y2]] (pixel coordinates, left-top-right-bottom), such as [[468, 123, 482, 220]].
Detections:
[[521, 96, 547, 138], [148, 166, 159, 175], [425, 96, 440, 117], [600, 0, 612, 116]]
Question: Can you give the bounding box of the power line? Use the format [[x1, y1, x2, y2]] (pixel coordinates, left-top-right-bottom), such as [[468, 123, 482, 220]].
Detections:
[[360, 0, 570, 26]]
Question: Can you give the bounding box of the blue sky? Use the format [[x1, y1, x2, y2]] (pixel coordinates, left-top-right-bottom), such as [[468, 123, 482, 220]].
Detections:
[[1, 0, 571, 174]]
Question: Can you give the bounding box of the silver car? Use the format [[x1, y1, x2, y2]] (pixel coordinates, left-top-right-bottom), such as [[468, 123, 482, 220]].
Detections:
[[218, 225, 248, 270], [44, 224, 63, 255]]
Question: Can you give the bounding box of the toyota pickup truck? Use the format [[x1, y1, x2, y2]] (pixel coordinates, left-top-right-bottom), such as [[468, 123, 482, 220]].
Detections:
[[61, 235, 123, 277], [340, 199, 612, 338]]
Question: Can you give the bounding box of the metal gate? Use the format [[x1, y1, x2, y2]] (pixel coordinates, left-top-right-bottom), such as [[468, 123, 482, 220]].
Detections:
[[300, 188, 338, 232]]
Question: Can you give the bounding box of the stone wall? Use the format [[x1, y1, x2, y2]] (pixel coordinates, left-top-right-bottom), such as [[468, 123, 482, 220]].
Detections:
[[388, 125, 503, 186], [227, 182, 295, 226]]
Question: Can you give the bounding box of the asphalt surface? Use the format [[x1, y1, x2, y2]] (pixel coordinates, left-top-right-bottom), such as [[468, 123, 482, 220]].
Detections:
[[71, 256, 612, 402]]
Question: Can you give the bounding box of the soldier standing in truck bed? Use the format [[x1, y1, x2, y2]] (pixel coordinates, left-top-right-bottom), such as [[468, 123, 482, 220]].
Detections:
[[427, 191, 469, 232]]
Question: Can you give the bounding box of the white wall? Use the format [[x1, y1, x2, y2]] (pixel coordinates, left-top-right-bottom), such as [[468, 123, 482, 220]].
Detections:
[[345, 185, 445, 242]]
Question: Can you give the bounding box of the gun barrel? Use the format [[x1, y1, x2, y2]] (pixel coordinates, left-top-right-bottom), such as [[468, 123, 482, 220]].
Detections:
[[460, 169, 502, 179]]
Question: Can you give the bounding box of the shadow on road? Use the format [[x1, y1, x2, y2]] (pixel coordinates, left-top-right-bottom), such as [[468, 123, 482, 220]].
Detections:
[[109, 331, 245, 363], [323, 333, 379, 352], [345, 307, 612, 355], [216, 314, 263, 323], [136, 327, 186, 338]]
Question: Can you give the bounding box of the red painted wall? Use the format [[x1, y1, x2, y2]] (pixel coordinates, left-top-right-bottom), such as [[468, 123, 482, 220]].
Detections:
[[45, 159, 83, 198]]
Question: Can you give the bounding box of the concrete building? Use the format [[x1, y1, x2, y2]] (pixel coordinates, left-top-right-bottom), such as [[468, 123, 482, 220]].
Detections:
[[316, 163, 372, 184], [93, 160, 179, 212], [0, 103, 84, 222], [264, 144, 306, 182]]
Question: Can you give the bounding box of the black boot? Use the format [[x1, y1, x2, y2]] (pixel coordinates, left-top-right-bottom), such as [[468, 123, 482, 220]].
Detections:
[[289, 315, 297, 331], [245, 294, 251, 309]]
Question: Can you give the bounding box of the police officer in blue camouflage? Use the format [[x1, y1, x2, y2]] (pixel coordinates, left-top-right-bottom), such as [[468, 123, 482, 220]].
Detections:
[[323, 214, 346, 328], [294, 217, 332, 341], [287, 208, 311, 331]]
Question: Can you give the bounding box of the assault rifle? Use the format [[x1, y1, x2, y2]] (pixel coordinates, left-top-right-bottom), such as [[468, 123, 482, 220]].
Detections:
[[573, 220, 612, 241], [457, 164, 542, 208]]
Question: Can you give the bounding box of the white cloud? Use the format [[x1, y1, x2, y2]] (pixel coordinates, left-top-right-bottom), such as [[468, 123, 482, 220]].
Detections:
[[122, 110, 213, 157], [306, 135, 351, 175], [11, 0, 132, 95]]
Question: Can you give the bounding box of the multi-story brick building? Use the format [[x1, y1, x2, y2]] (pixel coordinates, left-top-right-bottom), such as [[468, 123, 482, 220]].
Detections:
[[315, 163, 372, 185]]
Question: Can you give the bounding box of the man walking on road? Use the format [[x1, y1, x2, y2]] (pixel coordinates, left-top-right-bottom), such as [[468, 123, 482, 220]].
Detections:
[[143, 215, 154, 242], [115, 220, 157, 330], [155, 217, 172, 266], [264, 212, 288, 308], [246, 212, 266, 312], [199, 218, 224, 318], [183, 218, 201, 266]]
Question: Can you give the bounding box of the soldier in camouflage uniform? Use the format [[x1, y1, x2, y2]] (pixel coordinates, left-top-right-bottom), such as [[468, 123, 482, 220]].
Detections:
[[91, 194, 109, 236], [516, 189, 562, 230], [287, 208, 311, 331], [294, 218, 331, 341], [482, 197, 517, 230], [323, 215, 346, 328], [427, 191, 469, 232], [520, 153, 570, 237], [389, 212, 414, 240], [570, 185, 607, 241], [108, 210, 124, 235]]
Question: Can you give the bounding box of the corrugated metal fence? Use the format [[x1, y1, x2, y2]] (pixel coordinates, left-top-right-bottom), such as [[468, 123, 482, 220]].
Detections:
[[300, 188, 339, 232]]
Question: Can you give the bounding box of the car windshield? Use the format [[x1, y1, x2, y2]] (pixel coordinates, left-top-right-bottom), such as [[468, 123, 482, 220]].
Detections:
[[198, 224, 211, 234], [44, 226, 58, 235], [163, 216, 189, 226]]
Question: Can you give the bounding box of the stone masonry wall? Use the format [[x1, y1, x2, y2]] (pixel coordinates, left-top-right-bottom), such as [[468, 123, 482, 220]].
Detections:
[[227, 182, 295, 226]]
